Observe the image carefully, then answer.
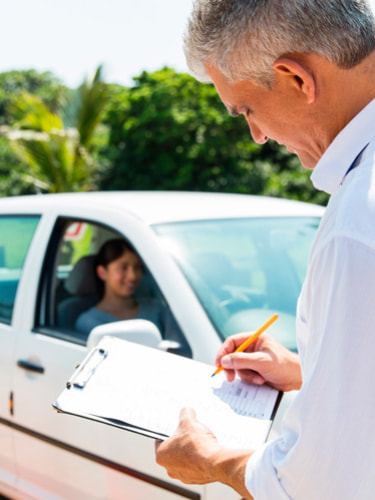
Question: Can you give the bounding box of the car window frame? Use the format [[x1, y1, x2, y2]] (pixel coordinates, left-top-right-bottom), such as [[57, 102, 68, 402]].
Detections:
[[34, 216, 192, 357]]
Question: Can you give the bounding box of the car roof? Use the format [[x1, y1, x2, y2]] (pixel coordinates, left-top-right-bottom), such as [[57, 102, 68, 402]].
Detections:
[[0, 191, 324, 225]]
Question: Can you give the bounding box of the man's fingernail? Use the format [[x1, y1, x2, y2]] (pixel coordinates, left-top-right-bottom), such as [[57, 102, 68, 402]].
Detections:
[[221, 355, 233, 368]]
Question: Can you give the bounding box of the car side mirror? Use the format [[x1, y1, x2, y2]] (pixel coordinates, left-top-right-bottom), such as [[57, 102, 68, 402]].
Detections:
[[87, 319, 163, 351]]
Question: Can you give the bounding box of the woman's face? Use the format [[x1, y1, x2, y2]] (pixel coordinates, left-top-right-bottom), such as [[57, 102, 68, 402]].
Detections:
[[97, 251, 143, 298]]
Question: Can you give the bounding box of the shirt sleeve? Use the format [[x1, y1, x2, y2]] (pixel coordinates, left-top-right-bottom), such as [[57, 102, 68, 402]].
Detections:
[[245, 235, 375, 499]]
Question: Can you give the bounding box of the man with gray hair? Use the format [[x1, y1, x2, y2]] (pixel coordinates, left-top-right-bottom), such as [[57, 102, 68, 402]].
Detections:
[[155, 0, 375, 498]]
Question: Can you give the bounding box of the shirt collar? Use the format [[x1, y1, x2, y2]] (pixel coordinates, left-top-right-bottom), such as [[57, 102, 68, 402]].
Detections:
[[310, 98, 375, 195]]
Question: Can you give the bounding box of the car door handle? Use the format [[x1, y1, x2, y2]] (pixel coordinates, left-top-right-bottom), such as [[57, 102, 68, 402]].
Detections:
[[17, 359, 45, 374]]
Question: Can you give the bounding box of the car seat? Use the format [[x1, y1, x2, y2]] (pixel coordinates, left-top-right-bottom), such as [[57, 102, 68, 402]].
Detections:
[[57, 255, 99, 330]]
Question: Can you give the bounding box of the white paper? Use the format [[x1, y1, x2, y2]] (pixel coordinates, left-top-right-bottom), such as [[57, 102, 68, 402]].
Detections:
[[54, 336, 280, 450]]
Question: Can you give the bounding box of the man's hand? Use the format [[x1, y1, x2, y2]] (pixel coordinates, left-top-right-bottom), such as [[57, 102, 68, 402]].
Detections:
[[155, 333, 300, 498], [216, 332, 302, 392], [155, 408, 220, 484], [155, 408, 254, 499]]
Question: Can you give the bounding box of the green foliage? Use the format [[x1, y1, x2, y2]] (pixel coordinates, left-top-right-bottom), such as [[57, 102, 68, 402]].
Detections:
[[1, 66, 109, 193], [75, 66, 109, 148], [0, 69, 69, 196], [100, 67, 328, 205], [101, 68, 262, 192], [0, 69, 67, 125], [266, 152, 329, 205], [0, 137, 35, 195], [0, 66, 328, 205]]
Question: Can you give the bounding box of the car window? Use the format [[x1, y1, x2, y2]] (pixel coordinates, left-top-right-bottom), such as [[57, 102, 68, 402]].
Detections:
[[53, 221, 118, 336], [36, 218, 192, 356], [155, 217, 320, 352], [0, 215, 40, 324]]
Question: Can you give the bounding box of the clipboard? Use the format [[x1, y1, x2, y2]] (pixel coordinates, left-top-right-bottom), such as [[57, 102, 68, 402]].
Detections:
[[53, 336, 282, 450]]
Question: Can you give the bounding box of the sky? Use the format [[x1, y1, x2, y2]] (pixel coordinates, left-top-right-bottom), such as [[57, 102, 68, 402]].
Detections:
[[4, 0, 375, 90], [2, 0, 195, 88]]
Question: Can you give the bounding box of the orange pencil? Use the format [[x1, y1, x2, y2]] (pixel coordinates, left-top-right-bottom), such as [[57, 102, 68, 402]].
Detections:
[[211, 313, 279, 377]]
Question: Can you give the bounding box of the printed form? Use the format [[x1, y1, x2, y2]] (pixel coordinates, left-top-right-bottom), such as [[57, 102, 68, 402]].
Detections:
[[54, 336, 281, 450]]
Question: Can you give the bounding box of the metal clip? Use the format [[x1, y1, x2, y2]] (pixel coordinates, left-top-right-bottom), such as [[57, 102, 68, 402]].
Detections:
[[66, 347, 108, 389]]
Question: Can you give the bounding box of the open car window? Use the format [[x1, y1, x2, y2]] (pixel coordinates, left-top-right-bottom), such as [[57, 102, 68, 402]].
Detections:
[[35, 217, 192, 357]]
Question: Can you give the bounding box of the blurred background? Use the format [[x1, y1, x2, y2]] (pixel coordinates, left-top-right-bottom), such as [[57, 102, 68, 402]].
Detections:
[[0, 0, 328, 205]]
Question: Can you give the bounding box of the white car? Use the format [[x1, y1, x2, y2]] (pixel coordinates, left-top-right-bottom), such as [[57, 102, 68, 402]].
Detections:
[[0, 191, 324, 500]]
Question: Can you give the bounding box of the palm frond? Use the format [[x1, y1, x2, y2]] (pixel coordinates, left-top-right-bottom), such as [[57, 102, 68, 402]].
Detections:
[[2, 66, 107, 193], [10, 92, 63, 132], [76, 65, 109, 148]]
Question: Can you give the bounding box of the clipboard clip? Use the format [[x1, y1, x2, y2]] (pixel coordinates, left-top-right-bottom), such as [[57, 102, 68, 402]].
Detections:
[[66, 347, 108, 389]]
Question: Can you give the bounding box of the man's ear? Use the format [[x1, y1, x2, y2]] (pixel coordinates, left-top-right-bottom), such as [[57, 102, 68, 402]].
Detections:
[[96, 265, 107, 281], [273, 57, 316, 104]]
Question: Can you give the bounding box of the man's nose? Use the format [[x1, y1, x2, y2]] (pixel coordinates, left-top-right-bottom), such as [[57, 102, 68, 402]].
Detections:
[[246, 117, 268, 144]]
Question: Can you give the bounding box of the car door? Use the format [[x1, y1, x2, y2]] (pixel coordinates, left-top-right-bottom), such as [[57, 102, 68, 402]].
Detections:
[[11, 213, 207, 500], [0, 215, 41, 497], [0, 318, 16, 495]]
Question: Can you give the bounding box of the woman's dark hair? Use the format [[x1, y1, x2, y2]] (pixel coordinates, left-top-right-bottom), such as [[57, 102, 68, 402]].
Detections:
[[95, 238, 138, 268]]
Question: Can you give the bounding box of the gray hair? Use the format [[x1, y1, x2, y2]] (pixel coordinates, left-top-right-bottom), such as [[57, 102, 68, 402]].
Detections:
[[184, 0, 375, 86]]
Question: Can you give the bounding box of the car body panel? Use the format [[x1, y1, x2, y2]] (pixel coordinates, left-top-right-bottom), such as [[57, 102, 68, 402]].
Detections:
[[0, 323, 17, 493], [0, 192, 324, 500]]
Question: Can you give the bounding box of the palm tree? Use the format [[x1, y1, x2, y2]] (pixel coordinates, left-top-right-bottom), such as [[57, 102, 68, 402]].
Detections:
[[1, 65, 109, 193]]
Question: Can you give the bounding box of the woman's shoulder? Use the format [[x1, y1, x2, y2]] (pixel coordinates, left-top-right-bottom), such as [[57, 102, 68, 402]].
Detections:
[[138, 297, 163, 310], [75, 306, 116, 332], [79, 306, 107, 320]]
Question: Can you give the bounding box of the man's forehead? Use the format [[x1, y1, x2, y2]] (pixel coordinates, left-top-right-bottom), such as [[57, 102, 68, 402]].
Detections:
[[205, 61, 229, 84]]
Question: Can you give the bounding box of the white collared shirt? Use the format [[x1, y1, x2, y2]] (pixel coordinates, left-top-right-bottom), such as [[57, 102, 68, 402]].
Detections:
[[246, 99, 375, 499]]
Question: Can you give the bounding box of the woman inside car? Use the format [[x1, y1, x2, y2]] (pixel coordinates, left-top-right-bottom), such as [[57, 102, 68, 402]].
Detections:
[[75, 238, 165, 334]]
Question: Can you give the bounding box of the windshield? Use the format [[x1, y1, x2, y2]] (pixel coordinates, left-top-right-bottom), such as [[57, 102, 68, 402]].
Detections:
[[154, 217, 320, 352]]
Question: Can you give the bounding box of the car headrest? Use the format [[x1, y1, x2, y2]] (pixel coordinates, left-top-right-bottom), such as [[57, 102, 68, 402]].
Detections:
[[64, 255, 98, 296]]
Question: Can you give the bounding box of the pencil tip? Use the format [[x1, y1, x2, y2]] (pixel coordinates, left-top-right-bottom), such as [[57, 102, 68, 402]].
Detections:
[[211, 373, 215, 377]]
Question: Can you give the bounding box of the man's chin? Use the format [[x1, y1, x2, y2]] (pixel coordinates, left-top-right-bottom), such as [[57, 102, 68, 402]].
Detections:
[[297, 152, 318, 170]]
